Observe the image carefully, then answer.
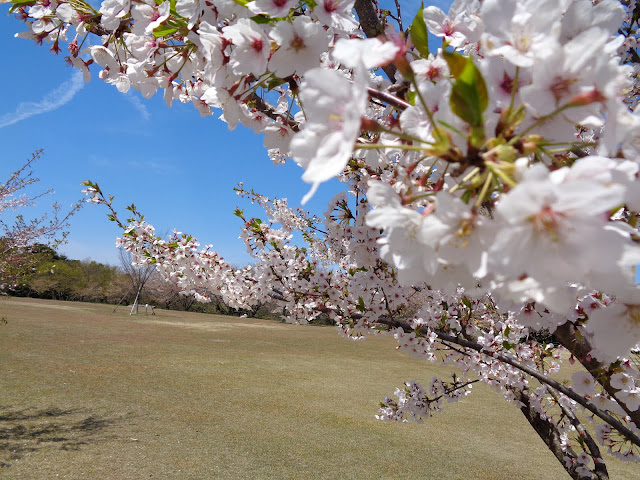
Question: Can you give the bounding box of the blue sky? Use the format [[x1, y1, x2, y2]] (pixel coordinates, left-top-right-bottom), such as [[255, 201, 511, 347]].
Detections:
[[0, 1, 449, 266]]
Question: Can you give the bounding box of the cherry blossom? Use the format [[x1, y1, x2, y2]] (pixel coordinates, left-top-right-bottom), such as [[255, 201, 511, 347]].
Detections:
[[6, 0, 640, 476], [248, 0, 298, 18], [290, 67, 367, 203], [223, 18, 271, 76], [268, 16, 330, 77], [1, 151, 81, 290], [423, 0, 482, 49]]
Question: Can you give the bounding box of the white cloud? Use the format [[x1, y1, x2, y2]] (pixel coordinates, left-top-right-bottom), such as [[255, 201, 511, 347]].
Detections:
[[0, 70, 85, 129], [125, 93, 151, 121], [128, 159, 175, 176], [89, 154, 113, 167]]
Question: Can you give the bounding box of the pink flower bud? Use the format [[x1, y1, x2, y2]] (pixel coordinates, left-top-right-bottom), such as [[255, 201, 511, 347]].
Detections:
[[567, 89, 606, 107]]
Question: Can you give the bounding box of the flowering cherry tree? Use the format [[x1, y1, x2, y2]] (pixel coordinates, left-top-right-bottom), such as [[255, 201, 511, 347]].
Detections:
[[0, 150, 80, 291], [4, 0, 640, 477]]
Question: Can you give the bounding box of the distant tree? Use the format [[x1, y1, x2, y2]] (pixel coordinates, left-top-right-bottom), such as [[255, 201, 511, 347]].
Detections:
[[117, 248, 155, 314], [76, 260, 120, 302], [145, 272, 196, 311], [28, 260, 84, 300], [0, 150, 80, 291]]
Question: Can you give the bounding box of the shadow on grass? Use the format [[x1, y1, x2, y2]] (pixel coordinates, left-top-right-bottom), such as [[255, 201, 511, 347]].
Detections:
[[0, 406, 121, 468]]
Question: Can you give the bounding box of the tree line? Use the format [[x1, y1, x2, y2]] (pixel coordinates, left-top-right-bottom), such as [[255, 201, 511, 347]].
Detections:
[[3, 243, 278, 318]]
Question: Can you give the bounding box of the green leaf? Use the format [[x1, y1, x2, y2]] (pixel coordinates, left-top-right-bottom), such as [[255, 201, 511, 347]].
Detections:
[[250, 14, 273, 24], [8, 0, 37, 13], [449, 56, 488, 128], [405, 90, 416, 106], [357, 297, 365, 313], [266, 77, 284, 91], [152, 24, 179, 37], [169, 0, 178, 15], [232, 0, 252, 6], [409, 3, 429, 59], [442, 50, 466, 79]]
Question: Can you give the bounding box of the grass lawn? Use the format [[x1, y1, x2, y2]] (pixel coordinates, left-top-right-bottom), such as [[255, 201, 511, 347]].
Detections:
[[0, 297, 638, 480]]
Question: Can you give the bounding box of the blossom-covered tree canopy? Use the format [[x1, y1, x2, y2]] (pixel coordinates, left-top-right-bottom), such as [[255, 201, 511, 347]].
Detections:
[[0, 150, 80, 290], [4, 0, 640, 477]]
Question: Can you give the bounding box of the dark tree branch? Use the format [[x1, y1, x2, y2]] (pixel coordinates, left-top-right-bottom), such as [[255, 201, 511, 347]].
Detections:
[[514, 389, 584, 480], [554, 321, 640, 428], [248, 92, 300, 132], [393, 0, 403, 32], [367, 87, 411, 110], [376, 316, 640, 447], [354, 0, 397, 82], [547, 388, 610, 480]]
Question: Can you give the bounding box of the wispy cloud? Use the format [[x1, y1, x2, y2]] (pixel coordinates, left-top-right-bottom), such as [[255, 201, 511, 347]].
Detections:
[[125, 93, 151, 121], [89, 154, 113, 167], [0, 70, 85, 129], [128, 160, 175, 176]]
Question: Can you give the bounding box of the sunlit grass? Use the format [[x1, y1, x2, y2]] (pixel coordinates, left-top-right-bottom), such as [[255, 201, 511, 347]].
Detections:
[[0, 297, 638, 479]]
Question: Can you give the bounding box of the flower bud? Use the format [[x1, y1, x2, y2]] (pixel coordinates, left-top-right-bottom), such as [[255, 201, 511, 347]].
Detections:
[[360, 117, 383, 132], [567, 89, 606, 107]]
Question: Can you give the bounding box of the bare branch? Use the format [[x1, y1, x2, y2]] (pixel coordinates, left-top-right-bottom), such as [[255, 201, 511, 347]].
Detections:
[[354, 0, 397, 82], [547, 388, 610, 480], [554, 321, 640, 428], [514, 389, 585, 480]]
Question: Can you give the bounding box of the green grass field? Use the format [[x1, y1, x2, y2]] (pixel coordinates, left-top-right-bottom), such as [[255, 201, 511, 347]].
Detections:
[[1, 297, 638, 480]]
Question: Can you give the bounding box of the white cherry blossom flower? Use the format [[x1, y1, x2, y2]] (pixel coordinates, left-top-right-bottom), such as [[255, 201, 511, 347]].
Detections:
[[312, 0, 358, 31], [269, 16, 330, 77], [223, 18, 271, 76], [130, 0, 170, 35], [571, 371, 597, 396], [611, 372, 635, 391], [290, 68, 367, 203], [411, 54, 449, 83], [423, 0, 482, 49], [488, 162, 628, 310], [89, 46, 120, 72], [560, 0, 624, 42], [618, 388, 640, 412], [332, 38, 400, 70], [366, 182, 427, 284], [70, 56, 91, 82], [481, 0, 561, 67], [55, 3, 74, 23], [197, 22, 225, 67], [99, 0, 130, 31], [175, 0, 207, 29], [583, 304, 640, 362], [248, 0, 298, 18], [520, 28, 615, 128]]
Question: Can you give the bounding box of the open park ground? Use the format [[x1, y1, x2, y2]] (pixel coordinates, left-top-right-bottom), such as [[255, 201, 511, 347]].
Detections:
[[0, 297, 638, 480]]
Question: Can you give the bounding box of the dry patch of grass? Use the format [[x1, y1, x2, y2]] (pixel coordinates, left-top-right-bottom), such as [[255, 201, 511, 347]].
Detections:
[[0, 297, 638, 480]]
